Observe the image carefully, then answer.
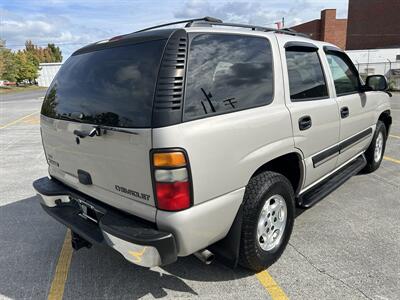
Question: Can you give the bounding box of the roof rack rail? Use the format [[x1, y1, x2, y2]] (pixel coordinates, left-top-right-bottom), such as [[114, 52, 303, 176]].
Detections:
[[134, 16, 222, 33], [133, 17, 308, 38], [187, 21, 309, 38]]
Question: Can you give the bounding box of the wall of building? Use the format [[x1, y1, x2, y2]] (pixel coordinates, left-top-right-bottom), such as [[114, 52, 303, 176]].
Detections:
[[347, 48, 400, 64], [346, 0, 400, 50], [291, 19, 321, 40], [37, 63, 62, 87], [291, 9, 347, 49], [320, 9, 347, 49]]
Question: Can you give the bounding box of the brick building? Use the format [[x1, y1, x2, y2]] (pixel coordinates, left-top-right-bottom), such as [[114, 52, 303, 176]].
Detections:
[[291, 1, 400, 50], [346, 0, 400, 50], [291, 9, 347, 49]]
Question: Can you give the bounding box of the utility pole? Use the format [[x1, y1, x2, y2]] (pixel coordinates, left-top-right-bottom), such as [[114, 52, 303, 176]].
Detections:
[[282, 17, 285, 28]]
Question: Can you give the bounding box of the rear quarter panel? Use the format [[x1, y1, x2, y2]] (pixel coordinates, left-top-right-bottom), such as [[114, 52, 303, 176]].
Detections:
[[152, 33, 297, 205], [152, 105, 294, 205]]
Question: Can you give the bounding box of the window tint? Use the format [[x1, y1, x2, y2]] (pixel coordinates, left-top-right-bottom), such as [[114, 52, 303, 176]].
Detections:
[[41, 40, 166, 128], [184, 34, 273, 121], [286, 49, 328, 101], [326, 52, 360, 96]]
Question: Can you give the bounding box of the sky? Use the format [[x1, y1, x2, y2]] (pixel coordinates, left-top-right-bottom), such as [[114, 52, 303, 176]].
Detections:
[[0, 0, 349, 61]]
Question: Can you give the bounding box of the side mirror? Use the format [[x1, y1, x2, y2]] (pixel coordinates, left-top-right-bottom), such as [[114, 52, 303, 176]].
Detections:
[[365, 75, 388, 91]]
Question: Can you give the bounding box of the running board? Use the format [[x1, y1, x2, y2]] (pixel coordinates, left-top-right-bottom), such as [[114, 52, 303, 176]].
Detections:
[[298, 155, 367, 208]]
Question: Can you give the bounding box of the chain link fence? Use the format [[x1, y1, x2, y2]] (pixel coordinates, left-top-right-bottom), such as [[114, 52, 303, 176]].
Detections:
[[354, 61, 400, 91]]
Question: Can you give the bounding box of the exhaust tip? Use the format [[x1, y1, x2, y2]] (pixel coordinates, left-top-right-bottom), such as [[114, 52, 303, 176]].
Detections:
[[205, 254, 215, 265], [194, 249, 215, 265]]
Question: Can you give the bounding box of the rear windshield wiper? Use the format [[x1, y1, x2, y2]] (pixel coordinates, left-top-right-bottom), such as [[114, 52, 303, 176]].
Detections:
[[73, 127, 99, 138], [73, 125, 138, 138], [95, 125, 138, 135]]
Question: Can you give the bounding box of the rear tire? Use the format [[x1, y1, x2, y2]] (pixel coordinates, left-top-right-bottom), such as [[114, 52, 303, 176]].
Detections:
[[239, 171, 295, 272], [363, 121, 387, 173]]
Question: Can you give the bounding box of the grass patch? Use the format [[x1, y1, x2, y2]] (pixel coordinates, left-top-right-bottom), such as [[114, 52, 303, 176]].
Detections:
[[0, 85, 47, 94]]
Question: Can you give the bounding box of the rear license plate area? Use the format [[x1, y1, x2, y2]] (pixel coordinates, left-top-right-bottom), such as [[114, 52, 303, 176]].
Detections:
[[77, 199, 99, 223]]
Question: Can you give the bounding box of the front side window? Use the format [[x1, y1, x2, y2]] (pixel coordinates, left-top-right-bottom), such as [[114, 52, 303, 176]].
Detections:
[[326, 52, 360, 96], [285, 49, 328, 101], [184, 34, 274, 121]]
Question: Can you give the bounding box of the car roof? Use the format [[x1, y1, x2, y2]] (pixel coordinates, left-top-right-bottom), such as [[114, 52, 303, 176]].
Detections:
[[73, 22, 341, 56], [184, 26, 340, 50], [72, 29, 176, 56]]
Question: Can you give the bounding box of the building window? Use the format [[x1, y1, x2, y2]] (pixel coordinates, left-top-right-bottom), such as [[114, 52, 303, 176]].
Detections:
[[396, 55, 400, 61]]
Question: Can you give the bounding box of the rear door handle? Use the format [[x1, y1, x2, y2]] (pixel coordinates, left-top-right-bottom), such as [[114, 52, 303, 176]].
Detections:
[[298, 115, 312, 131], [340, 106, 349, 118]]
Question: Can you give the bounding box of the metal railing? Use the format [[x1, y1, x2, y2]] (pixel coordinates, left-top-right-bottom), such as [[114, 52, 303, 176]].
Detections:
[[354, 60, 400, 91]]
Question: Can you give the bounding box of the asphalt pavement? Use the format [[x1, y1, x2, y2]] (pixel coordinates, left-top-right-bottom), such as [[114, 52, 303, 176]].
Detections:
[[0, 90, 399, 299]]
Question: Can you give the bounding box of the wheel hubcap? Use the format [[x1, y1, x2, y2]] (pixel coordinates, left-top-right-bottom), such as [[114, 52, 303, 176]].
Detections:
[[374, 132, 384, 162], [257, 195, 287, 251]]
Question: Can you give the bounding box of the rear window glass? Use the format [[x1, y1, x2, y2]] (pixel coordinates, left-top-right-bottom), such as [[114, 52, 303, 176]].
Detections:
[[184, 34, 273, 121], [41, 40, 166, 128]]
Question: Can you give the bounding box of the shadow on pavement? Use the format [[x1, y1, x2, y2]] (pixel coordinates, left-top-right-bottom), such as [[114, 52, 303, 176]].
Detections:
[[0, 195, 253, 299]]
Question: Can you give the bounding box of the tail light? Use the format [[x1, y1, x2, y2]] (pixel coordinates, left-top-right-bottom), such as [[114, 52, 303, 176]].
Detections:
[[151, 150, 192, 211]]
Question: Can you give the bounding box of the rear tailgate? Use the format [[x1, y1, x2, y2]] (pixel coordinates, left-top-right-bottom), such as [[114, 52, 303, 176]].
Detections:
[[42, 117, 156, 221], [40, 39, 167, 222]]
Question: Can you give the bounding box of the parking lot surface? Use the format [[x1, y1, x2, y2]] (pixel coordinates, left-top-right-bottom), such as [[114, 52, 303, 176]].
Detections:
[[1, 90, 399, 299]]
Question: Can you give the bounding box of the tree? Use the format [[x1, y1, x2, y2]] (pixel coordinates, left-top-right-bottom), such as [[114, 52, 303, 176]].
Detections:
[[15, 51, 38, 83], [25, 40, 35, 52], [0, 50, 5, 77], [48, 43, 63, 62], [0, 40, 63, 83], [0, 46, 18, 82]]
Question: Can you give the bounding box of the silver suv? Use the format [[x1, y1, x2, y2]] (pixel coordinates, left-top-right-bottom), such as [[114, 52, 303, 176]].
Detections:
[[33, 17, 392, 271]]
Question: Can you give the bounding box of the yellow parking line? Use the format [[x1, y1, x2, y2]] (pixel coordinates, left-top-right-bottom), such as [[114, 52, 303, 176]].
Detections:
[[389, 134, 400, 140], [23, 114, 40, 125], [384, 156, 400, 164], [48, 230, 73, 300], [256, 270, 289, 300], [0, 111, 38, 129]]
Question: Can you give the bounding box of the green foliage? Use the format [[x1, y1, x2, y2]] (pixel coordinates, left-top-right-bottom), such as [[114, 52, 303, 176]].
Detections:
[[0, 40, 63, 83], [15, 51, 38, 83], [40, 85, 57, 117], [0, 47, 18, 81], [47, 43, 63, 62]]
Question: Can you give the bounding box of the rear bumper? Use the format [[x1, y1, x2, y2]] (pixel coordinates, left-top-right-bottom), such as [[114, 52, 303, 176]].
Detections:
[[33, 177, 177, 267]]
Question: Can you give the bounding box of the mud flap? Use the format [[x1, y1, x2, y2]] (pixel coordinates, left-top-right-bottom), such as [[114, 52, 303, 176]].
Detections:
[[209, 204, 243, 268]]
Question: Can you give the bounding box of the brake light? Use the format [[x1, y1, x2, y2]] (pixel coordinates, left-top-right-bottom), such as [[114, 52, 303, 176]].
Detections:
[[152, 150, 192, 211], [156, 182, 190, 211]]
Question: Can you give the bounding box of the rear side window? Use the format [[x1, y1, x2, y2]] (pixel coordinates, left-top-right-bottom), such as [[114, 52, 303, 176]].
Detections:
[[41, 40, 166, 128], [326, 52, 360, 96], [286, 49, 328, 101], [184, 34, 273, 121]]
